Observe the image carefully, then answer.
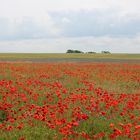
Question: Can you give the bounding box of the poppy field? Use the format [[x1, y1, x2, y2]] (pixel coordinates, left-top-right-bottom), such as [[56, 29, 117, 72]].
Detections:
[[0, 62, 140, 140]]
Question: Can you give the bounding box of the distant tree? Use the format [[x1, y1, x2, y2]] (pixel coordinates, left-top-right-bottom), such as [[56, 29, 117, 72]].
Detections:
[[66, 49, 83, 53], [66, 49, 74, 53], [101, 51, 111, 54], [87, 51, 96, 54], [74, 50, 84, 53]]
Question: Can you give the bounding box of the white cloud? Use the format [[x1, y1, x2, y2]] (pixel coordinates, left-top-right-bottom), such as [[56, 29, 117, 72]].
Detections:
[[0, 36, 140, 53], [1, 0, 140, 18]]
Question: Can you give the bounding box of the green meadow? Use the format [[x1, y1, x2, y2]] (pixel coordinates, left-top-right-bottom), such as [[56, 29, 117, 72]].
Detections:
[[0, 53, 139, 59]]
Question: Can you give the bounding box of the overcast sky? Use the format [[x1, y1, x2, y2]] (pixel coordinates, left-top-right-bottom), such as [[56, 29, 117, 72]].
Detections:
[[0, 0, 140, 53]]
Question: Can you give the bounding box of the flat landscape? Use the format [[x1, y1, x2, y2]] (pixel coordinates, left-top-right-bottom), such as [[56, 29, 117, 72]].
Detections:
[[1, 0, 140, 139], [0, 53, 140, 63], [0, 54, 140, 140], [0, 53, 140, 59]]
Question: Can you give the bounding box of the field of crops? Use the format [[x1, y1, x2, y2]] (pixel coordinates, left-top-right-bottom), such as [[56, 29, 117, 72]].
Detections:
[[0, 53, 140, 59], [0, 62, 140, 140]]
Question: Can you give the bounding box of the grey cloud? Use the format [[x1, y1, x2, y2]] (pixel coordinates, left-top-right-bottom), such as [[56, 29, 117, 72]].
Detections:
[[15, 18, 48, 39], [49, 10, 140, 37], [0, 18, 15, 40], [0, 17, 58, 41], [0, 9, 140, 41]]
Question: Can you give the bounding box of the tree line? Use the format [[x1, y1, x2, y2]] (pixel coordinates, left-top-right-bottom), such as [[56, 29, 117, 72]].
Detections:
[[66, 49, 111, 54]]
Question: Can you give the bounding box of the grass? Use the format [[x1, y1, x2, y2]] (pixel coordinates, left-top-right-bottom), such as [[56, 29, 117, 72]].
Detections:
[[0, 53, 140, 59]]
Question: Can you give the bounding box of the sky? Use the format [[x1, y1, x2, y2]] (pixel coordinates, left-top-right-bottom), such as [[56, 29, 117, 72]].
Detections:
[[0, 0, 140, 53]]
